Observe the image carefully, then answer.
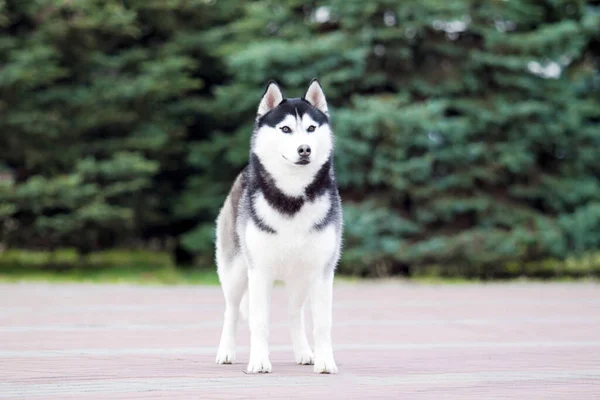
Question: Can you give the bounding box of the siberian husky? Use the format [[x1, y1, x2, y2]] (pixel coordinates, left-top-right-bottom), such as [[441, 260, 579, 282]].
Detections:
[[214, 79, 342, 374]]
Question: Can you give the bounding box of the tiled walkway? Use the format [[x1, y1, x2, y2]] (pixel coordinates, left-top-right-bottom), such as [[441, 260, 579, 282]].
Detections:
[[1, 282, 599, 399]]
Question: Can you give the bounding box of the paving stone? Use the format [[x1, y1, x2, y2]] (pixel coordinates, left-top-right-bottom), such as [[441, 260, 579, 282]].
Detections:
[[1, 282, 599, 399]]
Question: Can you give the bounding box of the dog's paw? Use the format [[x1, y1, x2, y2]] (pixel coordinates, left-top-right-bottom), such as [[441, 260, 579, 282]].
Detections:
[[215, 347, 236, 364], [295, 349, 315, 365], [314, 354, 338, 374], [246, 355, 272, 373]]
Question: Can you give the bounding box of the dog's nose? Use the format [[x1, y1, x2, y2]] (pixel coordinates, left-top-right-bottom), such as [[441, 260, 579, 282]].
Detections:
[[297, 144, 311, 157]]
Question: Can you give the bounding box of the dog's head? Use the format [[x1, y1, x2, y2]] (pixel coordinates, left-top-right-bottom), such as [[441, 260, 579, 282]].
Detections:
[[252, 79, 333, 173]]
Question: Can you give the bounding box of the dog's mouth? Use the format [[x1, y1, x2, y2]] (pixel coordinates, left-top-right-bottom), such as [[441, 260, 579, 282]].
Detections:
[[282, 155, 311, 166]]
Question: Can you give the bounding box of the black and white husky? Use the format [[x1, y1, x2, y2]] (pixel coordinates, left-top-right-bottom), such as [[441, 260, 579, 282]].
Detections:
[[215, 79, 342, 374]]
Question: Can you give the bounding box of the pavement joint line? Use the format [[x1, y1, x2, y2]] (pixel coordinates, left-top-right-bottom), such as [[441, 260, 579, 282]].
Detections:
[[2, 341, 600, 359], [2, 299, 600, 314], [1, 370, 600, 398], [1, 316, 599, 332]]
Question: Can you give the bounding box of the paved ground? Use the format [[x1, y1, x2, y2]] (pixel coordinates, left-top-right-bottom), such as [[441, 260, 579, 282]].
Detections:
[[0, 282, 599, 399]]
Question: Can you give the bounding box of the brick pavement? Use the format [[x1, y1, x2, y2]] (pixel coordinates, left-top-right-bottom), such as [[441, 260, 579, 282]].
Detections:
[[1, 282, 599, 399]]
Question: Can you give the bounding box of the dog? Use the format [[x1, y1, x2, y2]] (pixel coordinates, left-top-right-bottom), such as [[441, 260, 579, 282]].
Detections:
[[214, 79, 342, 374]]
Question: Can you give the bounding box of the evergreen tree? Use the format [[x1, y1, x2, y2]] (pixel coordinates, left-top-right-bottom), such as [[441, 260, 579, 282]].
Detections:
[[1, 0, 598, 275], [195, 0, 600, 275], [0, 0, 236, 255]]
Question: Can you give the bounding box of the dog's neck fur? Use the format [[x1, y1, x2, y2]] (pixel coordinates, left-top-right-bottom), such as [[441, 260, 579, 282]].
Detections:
[[248, 153, 334, 216]]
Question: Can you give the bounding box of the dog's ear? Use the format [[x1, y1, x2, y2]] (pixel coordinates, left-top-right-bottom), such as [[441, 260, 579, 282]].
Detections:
[[257, 80, 284, 117], [304, 78, 328, 115]]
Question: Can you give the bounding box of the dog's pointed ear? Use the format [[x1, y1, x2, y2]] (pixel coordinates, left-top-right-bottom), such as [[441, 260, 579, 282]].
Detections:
[[304, 78, 328, 115], [257, 80, 284, 117]]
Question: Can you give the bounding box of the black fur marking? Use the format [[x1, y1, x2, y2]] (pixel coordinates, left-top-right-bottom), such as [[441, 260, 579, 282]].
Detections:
[[248, 195, 276, 234], [246, 94, 339, 232], [250, 154, 304, 216], [305, 160, 334, 201], [249, 153, 336, 217], [241, 166, 275, 234], [232, 167, 273, 234], [257, 98, 328, 129], [313, 188, 341, 231]]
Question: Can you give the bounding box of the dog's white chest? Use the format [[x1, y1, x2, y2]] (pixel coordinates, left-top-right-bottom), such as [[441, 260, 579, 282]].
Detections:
[[245, 192, 338, 279]]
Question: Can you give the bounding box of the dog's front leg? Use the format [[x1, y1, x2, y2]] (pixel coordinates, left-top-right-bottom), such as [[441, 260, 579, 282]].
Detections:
[[246, 268, 273, 373], [287, 281, 314, 365], [310, 271, 338, 374]]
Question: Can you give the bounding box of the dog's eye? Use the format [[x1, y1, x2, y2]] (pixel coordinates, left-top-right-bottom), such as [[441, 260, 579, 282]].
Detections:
[[307, 125, 316, 132], [280, 126, 291, 133]]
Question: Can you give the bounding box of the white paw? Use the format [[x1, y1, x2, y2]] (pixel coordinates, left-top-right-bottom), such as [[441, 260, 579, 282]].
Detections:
[[246, 354, 272, 373], [314, 354, 338, 374], [215, 347, 236, 364], [295, 349, 315, 365]]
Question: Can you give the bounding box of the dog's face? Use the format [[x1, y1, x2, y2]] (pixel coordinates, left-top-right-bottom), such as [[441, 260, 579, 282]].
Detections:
[[253, 80, 332, 173]]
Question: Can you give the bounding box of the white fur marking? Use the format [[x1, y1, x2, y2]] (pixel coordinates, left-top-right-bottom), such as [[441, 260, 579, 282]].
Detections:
[[311, 273, 338, 373], [246, 268, 273, 373], [253, 115, 333, 197]]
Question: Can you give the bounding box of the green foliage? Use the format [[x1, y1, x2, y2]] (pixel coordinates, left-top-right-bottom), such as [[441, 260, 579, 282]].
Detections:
[[1, 0, 599, 277], [0, 0, 237, 254], [197, 0, 600, 274], [0, 249, 219, 284], [1, 248, 597, 283]]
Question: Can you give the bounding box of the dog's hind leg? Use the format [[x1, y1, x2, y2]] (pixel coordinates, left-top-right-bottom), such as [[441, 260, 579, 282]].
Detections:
[[287, 282, 314, 365], [216, 256, 247, 364]]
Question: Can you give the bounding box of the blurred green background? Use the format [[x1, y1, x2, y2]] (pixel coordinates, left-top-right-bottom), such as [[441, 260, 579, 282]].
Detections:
[[1, 0, 599, 282]]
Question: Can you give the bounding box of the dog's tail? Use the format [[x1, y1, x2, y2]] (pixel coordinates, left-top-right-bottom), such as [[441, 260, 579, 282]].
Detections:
[[239, 289, 249, 321]]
